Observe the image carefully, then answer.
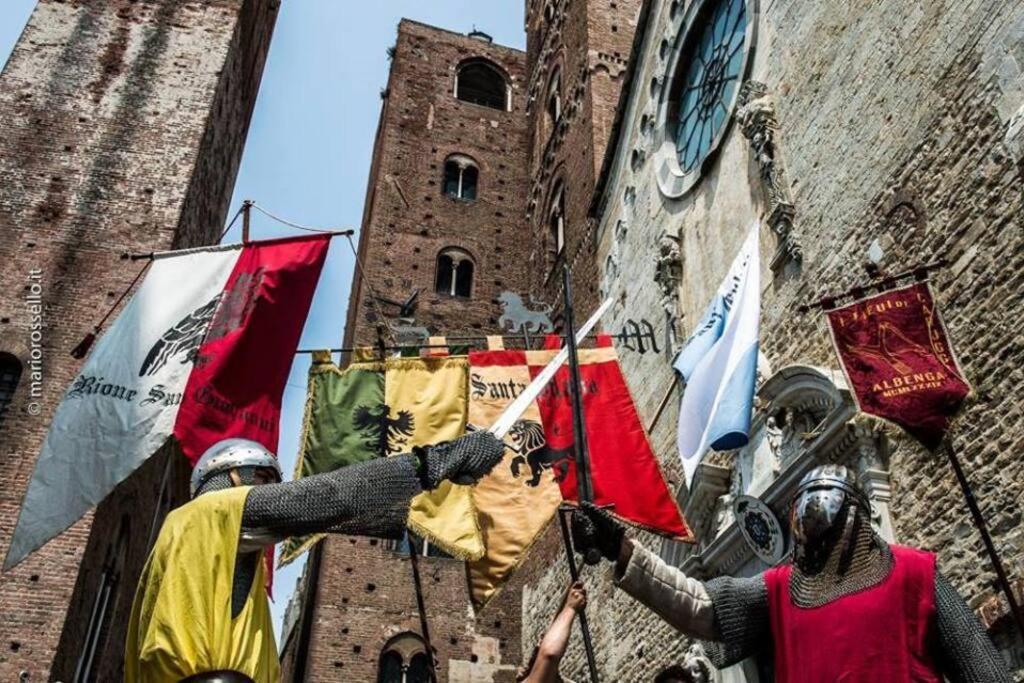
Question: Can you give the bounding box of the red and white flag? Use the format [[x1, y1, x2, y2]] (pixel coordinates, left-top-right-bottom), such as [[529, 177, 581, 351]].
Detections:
[[5, 235, 329, 569]]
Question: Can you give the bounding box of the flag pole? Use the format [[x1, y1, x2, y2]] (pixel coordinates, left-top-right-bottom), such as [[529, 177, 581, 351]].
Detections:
[[943, 440, 1024, 640], [560, 263, 601, 683], [558, 507, 601, 683]]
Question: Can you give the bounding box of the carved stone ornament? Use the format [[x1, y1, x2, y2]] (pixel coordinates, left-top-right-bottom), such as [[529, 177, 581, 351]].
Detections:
[[736, 80, 803, 277], [680, 642, 717, 683], [734, 494, 787, 565], [653, 232, 683, 347]]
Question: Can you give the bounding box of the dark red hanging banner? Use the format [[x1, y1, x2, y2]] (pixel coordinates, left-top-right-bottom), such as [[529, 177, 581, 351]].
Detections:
[[826, 282, 970, 450]]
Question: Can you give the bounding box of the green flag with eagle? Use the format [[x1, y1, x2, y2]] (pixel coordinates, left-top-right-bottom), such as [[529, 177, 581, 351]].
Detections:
[[278, 350, 387, 567]]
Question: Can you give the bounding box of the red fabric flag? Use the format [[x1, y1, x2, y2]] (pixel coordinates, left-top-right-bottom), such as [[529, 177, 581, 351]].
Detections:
[[527, 335, 693, 540], [174, 234, 330, 462], [826, 282, 970, 450]]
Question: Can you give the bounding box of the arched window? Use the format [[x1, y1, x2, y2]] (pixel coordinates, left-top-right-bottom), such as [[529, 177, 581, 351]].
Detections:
[[455, 60, 509, 110], [443, 155, 479, 200], [545, 68, 562, 139], [435, 248, 475, 298], [0, 353, 22, 427], [377, 632, 430, 683], [548, 182, 566, 258]]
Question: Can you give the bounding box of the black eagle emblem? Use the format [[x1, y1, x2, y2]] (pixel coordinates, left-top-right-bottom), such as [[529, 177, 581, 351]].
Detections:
[[139, 294, 222, 377], [353, 404, 416, 456]]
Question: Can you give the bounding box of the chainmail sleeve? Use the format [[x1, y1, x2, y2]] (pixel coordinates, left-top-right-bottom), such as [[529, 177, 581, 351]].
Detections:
[[701, 575, 771, 669], [240, 454, 423, 547], [933, 572, 1013, 682]]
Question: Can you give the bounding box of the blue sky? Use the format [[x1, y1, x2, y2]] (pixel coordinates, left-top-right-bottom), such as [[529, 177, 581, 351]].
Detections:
[[1, 1, 525, 642]]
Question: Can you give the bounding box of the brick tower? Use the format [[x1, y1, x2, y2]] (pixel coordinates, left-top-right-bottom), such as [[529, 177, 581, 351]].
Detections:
[[523, 0, 644, 314], [281, 20, 531, 683], [0, 1, 278, 679]]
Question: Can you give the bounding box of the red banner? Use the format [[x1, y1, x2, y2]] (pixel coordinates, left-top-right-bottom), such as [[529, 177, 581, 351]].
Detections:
[[826, 282, 970, 450], [174, 234, 330, 462], [527, 335, 693, 540]]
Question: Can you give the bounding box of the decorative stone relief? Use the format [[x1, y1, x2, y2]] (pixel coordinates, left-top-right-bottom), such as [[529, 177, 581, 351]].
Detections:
[[736, 80, 802, 279], [680, 642, 717, 683], [654, 232, 683, 348]]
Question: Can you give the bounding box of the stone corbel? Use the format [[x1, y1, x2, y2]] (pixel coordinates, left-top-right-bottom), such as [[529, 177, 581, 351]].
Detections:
[[859, 467, 895, 543], [737, 80, 802, 280]]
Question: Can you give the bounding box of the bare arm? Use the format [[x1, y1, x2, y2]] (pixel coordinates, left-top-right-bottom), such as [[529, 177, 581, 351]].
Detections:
[[526, 583, 587, 683]]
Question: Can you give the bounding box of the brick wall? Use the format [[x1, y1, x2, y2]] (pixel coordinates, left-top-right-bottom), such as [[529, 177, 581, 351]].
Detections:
[[292, 20, 531, 682], [520, 0, 1024, 679], [0, 0, 277, 677]]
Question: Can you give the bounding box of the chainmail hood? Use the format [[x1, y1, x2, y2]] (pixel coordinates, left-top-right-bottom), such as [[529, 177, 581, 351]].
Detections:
[[789, 492, 893, 607]]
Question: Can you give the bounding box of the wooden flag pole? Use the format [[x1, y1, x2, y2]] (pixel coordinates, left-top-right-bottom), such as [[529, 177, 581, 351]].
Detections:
[[241, 198, 252, 243], [559, 264, 601, 683], [943, 440, 1024, 641]]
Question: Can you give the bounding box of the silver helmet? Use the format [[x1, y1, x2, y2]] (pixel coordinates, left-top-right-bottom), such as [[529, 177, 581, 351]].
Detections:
[[190, 438, 281, 498], [790, 464, 869, 546]]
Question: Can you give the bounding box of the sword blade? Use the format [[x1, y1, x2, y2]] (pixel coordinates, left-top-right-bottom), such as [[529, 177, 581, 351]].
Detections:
[[489, 298, 613, 439]]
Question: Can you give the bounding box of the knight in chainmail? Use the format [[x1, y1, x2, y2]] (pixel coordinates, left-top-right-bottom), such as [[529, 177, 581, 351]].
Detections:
[[571, 464, 1012, 682], [125, 431, 506, 683]]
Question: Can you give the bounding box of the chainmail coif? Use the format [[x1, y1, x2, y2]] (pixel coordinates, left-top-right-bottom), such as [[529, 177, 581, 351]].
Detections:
[[786, 497, 892, 610], [789, 497, 893, 608]]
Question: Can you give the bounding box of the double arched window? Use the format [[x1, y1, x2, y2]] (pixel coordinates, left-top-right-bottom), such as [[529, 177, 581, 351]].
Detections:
[[455, 59, 509, 111], [0, 353, 22, 428], [435, 248, 475, 298], [443, 154, 479, 201], [377, 633, 432, 683]]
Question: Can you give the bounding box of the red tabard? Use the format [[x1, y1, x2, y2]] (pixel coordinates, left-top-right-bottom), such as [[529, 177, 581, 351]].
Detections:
[[764, 545, 941, 683]]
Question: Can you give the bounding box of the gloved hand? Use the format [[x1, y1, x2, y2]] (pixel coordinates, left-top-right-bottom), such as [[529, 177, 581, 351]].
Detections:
[[572, 502, 625, 563], [415, 430, 506, 489]]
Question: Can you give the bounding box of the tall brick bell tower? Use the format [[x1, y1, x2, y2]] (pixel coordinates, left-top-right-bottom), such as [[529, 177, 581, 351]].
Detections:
[[280, 19, 531, 683], [0, 1, 278, 679]]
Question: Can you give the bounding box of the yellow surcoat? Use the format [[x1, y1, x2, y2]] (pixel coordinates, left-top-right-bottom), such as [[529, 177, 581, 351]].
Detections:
[[125, 486, 278, 682]]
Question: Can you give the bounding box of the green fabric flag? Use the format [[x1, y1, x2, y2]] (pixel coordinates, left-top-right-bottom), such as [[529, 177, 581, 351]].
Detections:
[[278, 350, 385, 567]]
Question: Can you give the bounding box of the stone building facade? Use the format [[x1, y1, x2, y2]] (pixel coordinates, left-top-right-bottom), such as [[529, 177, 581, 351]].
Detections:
[[517, 0, 1024, 680], [281, 21, 532, 683], [0, 0, 278, 679]]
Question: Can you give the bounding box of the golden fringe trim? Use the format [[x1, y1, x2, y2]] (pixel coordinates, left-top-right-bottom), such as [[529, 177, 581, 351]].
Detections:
[[278, 533, 325, 569], [406, 511, 485, 562]]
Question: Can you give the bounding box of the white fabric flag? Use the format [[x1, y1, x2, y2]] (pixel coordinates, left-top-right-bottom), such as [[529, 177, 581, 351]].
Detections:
[[4, 250, 237, 569], [674, 223, 761, 486]]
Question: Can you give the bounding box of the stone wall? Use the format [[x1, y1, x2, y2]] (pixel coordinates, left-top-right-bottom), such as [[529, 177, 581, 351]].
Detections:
[[520, 0, 1024, 679], [0, 0, 278, 677]]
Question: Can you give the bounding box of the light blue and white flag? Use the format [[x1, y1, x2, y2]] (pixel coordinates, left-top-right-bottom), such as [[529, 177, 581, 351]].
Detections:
[[675, 223, 761, 486]]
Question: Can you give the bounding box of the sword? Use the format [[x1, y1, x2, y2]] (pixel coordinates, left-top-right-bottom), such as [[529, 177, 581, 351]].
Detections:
[[488, 297, 613, 440]]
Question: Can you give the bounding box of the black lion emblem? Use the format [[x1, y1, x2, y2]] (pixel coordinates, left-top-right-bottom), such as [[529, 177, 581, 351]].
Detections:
[[507, 419, 571, 487]]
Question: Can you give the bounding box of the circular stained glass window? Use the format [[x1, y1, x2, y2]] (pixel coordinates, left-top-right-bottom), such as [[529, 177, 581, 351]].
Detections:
[[655, 0, 755, 198]]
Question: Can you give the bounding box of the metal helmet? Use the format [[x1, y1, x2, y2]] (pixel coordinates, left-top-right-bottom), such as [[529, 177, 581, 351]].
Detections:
[[790, 464, 869, 546], [190, 438, 281, 498]]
